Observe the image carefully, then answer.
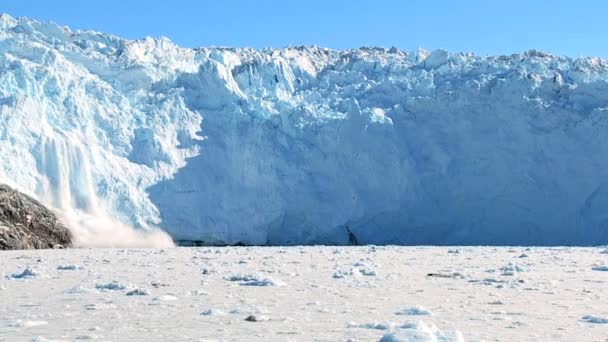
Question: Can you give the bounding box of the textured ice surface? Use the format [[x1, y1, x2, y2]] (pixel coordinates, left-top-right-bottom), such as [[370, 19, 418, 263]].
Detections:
[[0, 246, 607, 340], [1, 14, 608, 245]]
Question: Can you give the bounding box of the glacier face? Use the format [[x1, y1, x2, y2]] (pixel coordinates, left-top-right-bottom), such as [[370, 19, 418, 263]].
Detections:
[[1, 14, 608, 246]]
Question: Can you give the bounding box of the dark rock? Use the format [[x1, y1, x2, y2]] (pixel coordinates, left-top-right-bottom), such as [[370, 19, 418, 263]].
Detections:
[[0, 184, 72, 250], [244, 314, 268, 322]]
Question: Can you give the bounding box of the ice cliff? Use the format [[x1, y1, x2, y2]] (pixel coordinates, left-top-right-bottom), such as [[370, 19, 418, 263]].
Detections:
[[1, 14, 608, 246]]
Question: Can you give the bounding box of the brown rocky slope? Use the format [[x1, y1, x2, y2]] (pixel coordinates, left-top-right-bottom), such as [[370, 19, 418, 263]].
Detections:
[[0, 184, 72, 250]]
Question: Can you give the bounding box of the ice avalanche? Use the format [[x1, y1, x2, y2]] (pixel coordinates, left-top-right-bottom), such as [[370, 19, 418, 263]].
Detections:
[[1, 14, 608, 246]]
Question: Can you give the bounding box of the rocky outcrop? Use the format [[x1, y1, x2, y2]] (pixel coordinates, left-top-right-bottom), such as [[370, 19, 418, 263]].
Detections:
[[0, 184, 72, 250]]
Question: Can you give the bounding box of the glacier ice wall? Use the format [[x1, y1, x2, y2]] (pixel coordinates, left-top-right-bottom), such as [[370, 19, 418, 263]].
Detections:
[[1, 14, 608, 245]]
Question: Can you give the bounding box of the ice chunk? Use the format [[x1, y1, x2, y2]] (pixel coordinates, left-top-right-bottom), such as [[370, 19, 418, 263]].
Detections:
[[244, 314, 269, 322], [7, 267, 40, 279], [57, 265, 80, 270], [381, 321, 464, 342], [348, 321, 393, 330], [395, 306, 433, 316], [126, 288, 151, 296], [201, 309, 225, 316], [582, 315, 608, 324], [224, 274, 285, 286], [95, 282, 130, 291], [152, 295, 178, 301]]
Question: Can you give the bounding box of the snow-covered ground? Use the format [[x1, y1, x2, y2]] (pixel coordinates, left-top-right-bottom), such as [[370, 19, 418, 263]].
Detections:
[[1, 246, 607, 341]]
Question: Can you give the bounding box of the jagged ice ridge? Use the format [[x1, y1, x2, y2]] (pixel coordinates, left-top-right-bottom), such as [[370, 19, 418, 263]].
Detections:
[[1, 13, 608, 246]]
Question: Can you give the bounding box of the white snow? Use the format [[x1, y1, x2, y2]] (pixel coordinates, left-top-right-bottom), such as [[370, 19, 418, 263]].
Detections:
[[83, 303, 117, 311], [1, 246, 608, 340], [8, 320, 49, 328], [65, 285, 96, 294], [152, 295, 178, 301], [1, 14, 608, 246]]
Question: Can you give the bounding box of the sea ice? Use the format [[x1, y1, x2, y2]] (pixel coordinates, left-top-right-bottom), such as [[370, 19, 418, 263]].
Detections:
[[581, 315, 608, 324], [395, 306, 433, 316], [126, 288, 151, 296], [95, 282, 130, 291], [380, 321, 464, 342], [7, 267, 41, 279]]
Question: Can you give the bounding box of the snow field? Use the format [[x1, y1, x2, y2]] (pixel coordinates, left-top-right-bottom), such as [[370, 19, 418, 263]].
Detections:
[[1, 246, 607, 341]]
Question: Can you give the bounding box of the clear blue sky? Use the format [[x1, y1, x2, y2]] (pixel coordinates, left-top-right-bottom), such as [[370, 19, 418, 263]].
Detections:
[[2, 0, 607, 57]]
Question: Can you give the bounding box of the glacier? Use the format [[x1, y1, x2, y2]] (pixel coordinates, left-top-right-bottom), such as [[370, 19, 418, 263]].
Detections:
[[1, 13, 608, 246]]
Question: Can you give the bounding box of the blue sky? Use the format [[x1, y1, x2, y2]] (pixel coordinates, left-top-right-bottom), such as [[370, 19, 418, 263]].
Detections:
[[2, 0, 607, 57]]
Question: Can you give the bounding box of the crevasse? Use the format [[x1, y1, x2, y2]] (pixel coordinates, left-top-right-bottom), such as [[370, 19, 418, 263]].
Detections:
[[1, 13, 608, 246]]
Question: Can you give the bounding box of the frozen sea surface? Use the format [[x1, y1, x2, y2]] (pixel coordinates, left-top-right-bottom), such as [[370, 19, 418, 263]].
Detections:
[[1, 246, 608, 341]]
